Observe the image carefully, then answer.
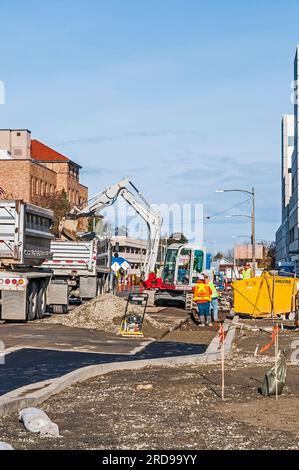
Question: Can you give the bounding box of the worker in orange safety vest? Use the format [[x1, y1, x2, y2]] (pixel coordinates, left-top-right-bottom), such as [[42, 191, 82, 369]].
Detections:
[[193, 274, 213, 327]]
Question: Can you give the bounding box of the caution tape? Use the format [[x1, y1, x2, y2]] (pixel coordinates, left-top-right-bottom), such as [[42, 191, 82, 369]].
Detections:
[[259, 325, 279, 354], [218, 324, 225, 345]]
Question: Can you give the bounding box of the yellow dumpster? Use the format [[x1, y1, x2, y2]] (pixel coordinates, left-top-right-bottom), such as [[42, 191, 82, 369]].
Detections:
[[233, 272, 298, 317]]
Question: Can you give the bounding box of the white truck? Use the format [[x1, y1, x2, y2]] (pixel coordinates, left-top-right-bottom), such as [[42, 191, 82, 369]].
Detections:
[[42, 237, 113, 313], [0, 200, 54, 321]]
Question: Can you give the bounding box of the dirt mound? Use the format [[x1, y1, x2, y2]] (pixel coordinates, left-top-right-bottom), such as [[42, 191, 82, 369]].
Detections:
[[42, 294, 164, 335]]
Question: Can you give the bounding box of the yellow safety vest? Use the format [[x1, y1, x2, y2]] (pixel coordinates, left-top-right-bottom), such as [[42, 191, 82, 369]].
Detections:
[[209, 281, 218, 299], [242, 269, 252, 279]]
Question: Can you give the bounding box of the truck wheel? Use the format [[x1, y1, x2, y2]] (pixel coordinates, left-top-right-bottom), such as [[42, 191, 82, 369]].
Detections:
[[37, 284, 47, 318], [27, 281, 38, 321]]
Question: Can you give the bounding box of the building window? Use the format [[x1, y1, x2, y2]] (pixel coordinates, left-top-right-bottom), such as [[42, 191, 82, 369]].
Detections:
[[292, 176, 294, 194], [31, 177, 36, 198], [288, 136, 294, 146], [36, 179, 40, 195], [289, 227, 295, 244]]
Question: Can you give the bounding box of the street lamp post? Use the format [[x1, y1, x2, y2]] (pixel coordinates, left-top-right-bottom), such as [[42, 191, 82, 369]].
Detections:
[[216, 188, 256, 276], [251, 187, 256, 278]]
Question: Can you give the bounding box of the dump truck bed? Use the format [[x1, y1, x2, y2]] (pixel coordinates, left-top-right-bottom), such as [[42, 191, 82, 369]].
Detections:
[[0, 200, 54, 267], [42, 238, 111, 276]]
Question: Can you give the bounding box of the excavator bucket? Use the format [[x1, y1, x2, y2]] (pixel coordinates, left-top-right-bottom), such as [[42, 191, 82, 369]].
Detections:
[[59, 217, 80, 241]]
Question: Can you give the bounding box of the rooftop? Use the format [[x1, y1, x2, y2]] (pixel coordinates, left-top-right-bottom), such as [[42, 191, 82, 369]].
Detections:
[[31, 139, 70, 163]]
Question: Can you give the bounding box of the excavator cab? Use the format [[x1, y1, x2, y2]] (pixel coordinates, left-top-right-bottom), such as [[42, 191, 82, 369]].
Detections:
[[162, 244, 208, 288], [154, 243, 211, 308]]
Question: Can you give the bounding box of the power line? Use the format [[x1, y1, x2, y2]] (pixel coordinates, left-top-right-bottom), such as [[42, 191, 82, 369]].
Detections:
[[163, 197, 251, 228], [205, 197, 252, 220]]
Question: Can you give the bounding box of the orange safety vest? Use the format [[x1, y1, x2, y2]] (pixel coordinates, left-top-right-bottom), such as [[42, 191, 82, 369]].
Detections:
[[193, 283, 212, 303]]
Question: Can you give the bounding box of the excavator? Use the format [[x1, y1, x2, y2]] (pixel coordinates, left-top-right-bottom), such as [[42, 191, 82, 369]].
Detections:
[[59, 178, 210, 309], [59, 178, 162, 281]]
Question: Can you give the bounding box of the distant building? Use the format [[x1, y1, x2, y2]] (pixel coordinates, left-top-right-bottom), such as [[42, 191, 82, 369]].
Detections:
[[111, 236, 147, 276], [234, 244, 264, 262], [0, 129, 88, 206], [276, 46, 299, 272]]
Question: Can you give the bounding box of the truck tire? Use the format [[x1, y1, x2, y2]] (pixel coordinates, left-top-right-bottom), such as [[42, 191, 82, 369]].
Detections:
[[27, 281, 38, 321], [37, 283, 47, 319]]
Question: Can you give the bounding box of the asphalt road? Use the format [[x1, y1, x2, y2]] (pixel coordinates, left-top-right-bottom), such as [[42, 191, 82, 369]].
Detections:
[[0, 341, 207, 396]]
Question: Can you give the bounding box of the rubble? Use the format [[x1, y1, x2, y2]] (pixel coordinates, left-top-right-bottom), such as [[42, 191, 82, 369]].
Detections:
[[41, 294, 164, 334], [135, 384, 153, 391]]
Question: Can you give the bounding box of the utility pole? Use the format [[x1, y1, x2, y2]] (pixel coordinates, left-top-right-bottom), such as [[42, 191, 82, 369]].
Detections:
[[217, 187, 256, 277], [233, 237, 236, 272], [251, 187, 256, 277]]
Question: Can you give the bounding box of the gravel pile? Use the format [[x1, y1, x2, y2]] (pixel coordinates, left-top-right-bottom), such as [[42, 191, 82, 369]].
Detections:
[[42, 294, 163, 334]]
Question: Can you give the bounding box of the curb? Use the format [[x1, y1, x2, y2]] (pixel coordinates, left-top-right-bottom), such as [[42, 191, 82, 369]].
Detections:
[[159, 316, 190, 339], [0, 318, 237, 417]]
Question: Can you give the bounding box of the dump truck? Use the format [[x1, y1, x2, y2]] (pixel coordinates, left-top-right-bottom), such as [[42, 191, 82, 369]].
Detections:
[[0, 200, 54, 321], [42, 237, 113, 312]]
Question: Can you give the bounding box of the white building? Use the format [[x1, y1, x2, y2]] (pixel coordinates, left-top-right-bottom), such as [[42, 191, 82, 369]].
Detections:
[[276, 46, 299, 271], [111, 236, 147, 276]]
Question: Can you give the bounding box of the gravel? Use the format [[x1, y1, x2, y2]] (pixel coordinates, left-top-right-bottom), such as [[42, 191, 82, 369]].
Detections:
[[40, 294, 164, 335]]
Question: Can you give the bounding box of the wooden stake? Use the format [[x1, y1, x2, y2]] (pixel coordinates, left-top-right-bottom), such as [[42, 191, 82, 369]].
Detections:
[[221, 333, 225, 401], [275, 325, 278, 400]]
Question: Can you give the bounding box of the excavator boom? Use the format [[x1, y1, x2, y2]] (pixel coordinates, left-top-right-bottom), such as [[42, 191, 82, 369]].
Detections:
[[59, 179, 162, 279]]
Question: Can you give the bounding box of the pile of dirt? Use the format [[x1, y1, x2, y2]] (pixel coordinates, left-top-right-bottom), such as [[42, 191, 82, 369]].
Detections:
[[41, 294, 164, 335]]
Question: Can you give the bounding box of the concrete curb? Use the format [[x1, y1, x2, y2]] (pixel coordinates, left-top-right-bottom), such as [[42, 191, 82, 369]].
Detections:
[[159, 316, 189, 339], [0, 318, 237, 417]]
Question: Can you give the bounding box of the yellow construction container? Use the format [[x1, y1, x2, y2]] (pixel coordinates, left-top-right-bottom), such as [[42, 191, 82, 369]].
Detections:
[[233, 272, 298, 317]]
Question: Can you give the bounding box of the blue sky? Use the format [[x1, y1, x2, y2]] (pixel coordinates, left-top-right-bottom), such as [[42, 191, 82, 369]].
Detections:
[[1, 0, 299, 252]]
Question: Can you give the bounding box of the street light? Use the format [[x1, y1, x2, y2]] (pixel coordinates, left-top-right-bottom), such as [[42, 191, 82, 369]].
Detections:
[[216, 188, 256, 276], [225, 214, 252, 219]]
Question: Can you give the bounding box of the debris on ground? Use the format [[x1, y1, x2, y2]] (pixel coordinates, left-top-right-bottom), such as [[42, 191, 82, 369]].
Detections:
[[2, 355, 299, 450], [1, 316, 298, 450], [40, 294, 165, 336], [0, 442, 14, 450], [260, 348, 288, 396], [135, 384, 153, 391], [19, 408, 61, 438]]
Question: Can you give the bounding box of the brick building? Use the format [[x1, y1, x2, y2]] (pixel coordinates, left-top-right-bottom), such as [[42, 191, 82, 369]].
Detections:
[[0, 129, 88, 206]]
